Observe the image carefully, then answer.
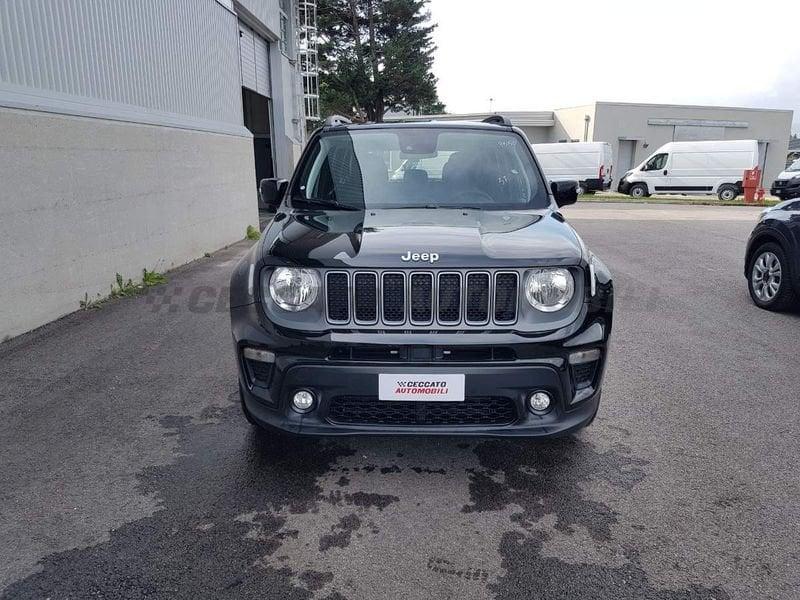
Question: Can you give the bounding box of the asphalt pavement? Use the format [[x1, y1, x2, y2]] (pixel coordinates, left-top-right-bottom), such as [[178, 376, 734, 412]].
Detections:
[[1, 203, 798, 599]]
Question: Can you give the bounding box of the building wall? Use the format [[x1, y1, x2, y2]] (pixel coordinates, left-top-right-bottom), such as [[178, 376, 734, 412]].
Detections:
[[591, 102, 793, 187], [0, 108, 257, 341], [518, 126, 553, 144], [0, 0, 267, 340], [0, 0, 245, 134], [552, 105, 595, 143]]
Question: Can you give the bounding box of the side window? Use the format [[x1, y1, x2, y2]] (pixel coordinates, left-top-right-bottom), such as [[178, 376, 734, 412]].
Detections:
[[643, 153, 668, 171]]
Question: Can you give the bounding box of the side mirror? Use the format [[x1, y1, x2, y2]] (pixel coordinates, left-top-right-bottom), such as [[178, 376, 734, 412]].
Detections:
[[551, 180, 578, 208], [259, 178, 288, 211]]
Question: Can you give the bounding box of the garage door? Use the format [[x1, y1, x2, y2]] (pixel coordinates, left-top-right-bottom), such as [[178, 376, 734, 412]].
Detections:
[[238, 21, 271, 97]]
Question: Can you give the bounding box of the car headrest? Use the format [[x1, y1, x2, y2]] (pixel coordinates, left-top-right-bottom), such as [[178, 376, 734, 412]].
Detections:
[[403, 168, 429, 186]]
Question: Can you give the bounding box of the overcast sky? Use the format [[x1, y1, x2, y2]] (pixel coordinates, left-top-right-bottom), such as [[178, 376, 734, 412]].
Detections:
[[429, 0, 798, 133]]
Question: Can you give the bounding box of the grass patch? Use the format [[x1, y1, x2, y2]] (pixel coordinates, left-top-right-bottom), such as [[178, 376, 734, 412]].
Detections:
[[80, 268, 167, 310], [246, 225, 261, 241], [141, 269, 167, 287], [578, 193, 778, 207]]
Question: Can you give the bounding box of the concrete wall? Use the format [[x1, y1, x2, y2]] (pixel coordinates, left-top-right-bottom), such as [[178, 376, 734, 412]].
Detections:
[[518, 126, 553, 144], [591, 102, 793, 187], [552, 105, 595, 143], [0, 107, 258, 341]]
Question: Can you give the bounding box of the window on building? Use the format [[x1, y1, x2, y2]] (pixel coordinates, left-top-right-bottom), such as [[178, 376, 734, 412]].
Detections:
[[279, 0, 290, 54]]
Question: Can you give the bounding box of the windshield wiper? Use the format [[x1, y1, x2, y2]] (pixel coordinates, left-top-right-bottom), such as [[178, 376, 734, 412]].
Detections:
[[292, 198, 362, 211], [387, 205, 486, 210]]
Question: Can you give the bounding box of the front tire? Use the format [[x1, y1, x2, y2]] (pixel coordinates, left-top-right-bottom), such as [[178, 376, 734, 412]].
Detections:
[[717, 184, 738, 202], [629, 183, 648, 199], [748, 243, 797, 311]]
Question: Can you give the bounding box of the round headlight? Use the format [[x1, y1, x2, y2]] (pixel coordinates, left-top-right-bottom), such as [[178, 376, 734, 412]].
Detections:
[[267, 267, 320, 311], [524, 268, 575, 312]]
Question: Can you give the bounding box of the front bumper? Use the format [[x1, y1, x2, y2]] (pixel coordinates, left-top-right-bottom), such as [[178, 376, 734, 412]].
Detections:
[[617, 177, 631, 194], [771, 179, 800, 198], [231, 299, 612, 437]]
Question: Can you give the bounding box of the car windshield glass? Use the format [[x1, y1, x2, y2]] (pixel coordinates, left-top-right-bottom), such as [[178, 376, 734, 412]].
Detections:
[[787, 159, 800, 172], [292, 127, 549, 210]]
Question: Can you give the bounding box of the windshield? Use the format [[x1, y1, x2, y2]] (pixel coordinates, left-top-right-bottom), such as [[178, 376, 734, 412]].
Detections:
[[292, 127, 549, 210], [787, 159, 800, 172]]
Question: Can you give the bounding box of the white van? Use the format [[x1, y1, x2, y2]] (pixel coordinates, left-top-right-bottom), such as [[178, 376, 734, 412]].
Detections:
[[531, 142, 613, 194], [618, 140, 759, 201], [769, 158, 800, 200]]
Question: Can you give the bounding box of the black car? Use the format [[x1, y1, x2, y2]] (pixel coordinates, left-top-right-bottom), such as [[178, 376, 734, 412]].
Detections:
[[229, 116, 614, 437], [745, 199, 800, 311]]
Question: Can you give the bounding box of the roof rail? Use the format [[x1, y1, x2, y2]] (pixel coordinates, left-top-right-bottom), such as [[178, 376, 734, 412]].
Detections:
[[324, 114, 353, 127], [482, 114, 512, 126]]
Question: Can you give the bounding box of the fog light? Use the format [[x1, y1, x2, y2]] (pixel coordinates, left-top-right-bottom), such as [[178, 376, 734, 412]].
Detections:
[[528, 391, 552, 412], [292, 390, 315, 412]]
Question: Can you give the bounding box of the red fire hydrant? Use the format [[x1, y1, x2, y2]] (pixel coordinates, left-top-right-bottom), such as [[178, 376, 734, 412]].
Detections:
[[743, 168, 761, 204]]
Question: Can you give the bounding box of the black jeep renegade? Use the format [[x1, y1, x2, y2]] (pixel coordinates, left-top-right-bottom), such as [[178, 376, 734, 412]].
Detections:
[[229, 116, 614, 437]]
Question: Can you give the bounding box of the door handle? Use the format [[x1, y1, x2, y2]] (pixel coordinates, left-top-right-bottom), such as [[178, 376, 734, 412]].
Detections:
[[663, 170, 668, 176]]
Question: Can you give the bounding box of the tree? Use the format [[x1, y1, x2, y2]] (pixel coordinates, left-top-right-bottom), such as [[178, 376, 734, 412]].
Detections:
[[317, 0, 444, 122]]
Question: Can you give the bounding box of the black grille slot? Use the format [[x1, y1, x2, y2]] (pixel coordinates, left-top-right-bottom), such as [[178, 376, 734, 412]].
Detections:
[[466, 273, 490, 323], [327, 396, 517, 426], [329, 346, 402, 361], [382, 273, 405, 323], [441, 346, 515, 361], [354, 272, 378, 323], [326, 272, 349, 322], [410, 273, 433, 324], [493, 272, 518, 323], [437, 273, 461, 323], [245, 359, 274, 387], [572, 360, 598, 390]]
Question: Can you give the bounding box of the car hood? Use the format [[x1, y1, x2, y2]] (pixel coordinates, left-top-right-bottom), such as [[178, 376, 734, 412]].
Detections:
[[260, 208, 584, 268]]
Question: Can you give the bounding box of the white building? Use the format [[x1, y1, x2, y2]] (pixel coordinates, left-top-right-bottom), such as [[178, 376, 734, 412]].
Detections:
[[0, 0, 319, 341], [392, 102, 793, 190]]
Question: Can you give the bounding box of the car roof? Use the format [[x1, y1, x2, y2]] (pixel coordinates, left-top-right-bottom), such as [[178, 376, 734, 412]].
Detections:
[[319, 119, 515, 133]]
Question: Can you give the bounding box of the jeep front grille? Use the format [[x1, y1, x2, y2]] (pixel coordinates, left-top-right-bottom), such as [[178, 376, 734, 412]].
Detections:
[[327, 395, 517, 426], [325, 270, 520, 327]]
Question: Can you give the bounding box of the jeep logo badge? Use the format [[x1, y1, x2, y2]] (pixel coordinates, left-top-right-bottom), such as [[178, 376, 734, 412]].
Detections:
[[401, 251, 439, 264]]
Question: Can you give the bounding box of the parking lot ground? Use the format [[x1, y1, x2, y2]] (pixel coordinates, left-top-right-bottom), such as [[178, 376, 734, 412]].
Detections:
[[1, 203, 798, 600]]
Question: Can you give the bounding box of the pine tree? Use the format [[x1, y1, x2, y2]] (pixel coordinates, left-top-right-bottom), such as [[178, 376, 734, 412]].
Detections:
[[317, 0, 444, 121]]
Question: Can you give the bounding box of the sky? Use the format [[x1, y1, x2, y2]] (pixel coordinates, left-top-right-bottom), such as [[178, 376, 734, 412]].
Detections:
[[429, 0, 799, 134]]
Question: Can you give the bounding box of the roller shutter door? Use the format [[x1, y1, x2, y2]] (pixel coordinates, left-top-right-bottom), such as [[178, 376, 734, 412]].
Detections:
[[238, 21, 271, 97]]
